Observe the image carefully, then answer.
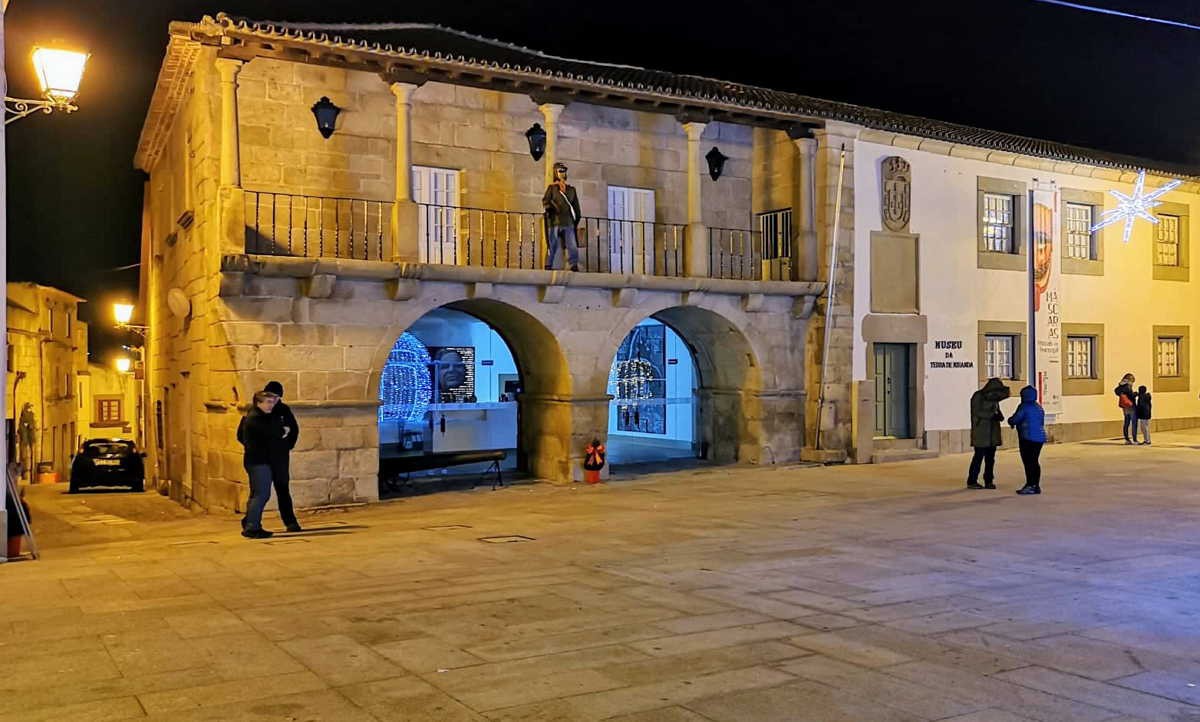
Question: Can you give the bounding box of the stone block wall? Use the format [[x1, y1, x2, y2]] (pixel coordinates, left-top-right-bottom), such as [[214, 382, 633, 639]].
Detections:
[[235, 60, 768, 232]]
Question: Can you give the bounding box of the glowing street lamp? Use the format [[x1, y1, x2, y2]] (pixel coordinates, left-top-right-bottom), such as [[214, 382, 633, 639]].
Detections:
[[113, 302, 135, 326], [5, 45, 88, 124], [115, 357, 132, 374]]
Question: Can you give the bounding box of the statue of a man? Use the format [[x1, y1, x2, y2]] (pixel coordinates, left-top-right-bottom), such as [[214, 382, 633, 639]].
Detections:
[[541, 162, 582, 271]]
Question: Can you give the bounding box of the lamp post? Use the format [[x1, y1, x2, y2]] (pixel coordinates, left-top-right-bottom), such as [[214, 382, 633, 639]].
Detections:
[[2, 3, 88, 560], [112, 303, 146, 451]]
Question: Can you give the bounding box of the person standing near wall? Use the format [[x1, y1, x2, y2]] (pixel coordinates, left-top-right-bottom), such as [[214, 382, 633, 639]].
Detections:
[[1136, 385, 1152, 446], [264, 381, 301, 533], [1008, 386, 1047, 495], [236, 391, 283, 539], [542, 162, 581, 272], [966, 378, 1011, 489], [1114, 373, 1138, 444]]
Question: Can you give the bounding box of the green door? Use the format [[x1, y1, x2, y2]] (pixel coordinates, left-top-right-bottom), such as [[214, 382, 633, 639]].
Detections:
[[873, 343, 913, 438]]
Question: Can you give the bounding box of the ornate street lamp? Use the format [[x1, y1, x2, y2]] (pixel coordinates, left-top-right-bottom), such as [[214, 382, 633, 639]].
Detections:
[[310, 96, 341, 139], [115, 357, 132, 374], [525, 122, 547, 161], [112, 302, 146, 336], [705, 146, 728, 181], [5, 45, 89, 124]]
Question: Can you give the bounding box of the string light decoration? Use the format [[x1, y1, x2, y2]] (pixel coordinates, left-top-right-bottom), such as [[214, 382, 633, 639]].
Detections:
[[1090, 169, 1183, 244], [378, 332, 432, 423], [612, 358, 656, 403]]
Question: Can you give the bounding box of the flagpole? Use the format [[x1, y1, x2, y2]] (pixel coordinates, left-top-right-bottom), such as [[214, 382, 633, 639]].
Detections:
[[814, 144, 847, 451]]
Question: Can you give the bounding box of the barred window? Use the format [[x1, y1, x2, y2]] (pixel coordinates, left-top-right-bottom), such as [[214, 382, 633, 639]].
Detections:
[[97, 399, 122, 423], [982, 193, 1015, 253], [1065, 203, 1095, 260], [1157, 337, 1181, 377], [1066, 336, 1095, 379], [757, 208, 792, 261], [1156, 214, 1180, 267], [984, 334, 1016, 379]]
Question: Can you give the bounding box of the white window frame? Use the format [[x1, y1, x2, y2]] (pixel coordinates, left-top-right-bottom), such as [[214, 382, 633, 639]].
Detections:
[[1155, 214, 1180, 267], [982, 193, 1015, 253], [607, 186, 656, 273], [413, 166, 461, 264], [984, 334, 1016, 380], [1065, 203, 1096, 260], [1066, 336, 1095, 379], [1157, 337, 1181, 378]]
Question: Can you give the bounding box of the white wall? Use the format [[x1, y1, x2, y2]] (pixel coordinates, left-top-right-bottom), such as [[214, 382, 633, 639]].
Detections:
[[854, 140, 1200, 433]]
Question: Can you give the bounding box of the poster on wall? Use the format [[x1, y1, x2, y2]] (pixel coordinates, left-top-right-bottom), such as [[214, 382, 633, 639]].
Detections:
[[1031, 183, 1063, 415], [428, 346, 476, 403], [613, 324, 667, 434]]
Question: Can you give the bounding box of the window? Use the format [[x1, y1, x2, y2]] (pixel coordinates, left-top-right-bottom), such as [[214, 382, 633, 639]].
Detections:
[[1065, 203, 1095, 260], [1066, 336, 1095, 378], [1156, 214, 1180, 267], [984, 334, 1016, 379], [1157, 337, 1181, 378], [412, 165, 461, 264], [97, 398, 122, 424], [982, 193, 1015, 253], [608, 186, 656, 273], [758, 208, 792, 261]]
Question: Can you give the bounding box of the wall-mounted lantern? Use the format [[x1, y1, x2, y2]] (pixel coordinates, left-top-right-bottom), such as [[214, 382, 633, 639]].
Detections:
[[310, 96, 341, 139], [705, 146, 728, 181], [525, 122, 547, 161]]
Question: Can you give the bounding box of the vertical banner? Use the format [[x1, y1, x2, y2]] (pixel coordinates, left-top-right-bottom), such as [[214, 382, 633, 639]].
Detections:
[[1031, 183, 1063, 415]]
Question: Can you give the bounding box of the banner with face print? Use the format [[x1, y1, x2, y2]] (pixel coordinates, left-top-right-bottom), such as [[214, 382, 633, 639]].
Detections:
[[1031, 184, 1062, 415]]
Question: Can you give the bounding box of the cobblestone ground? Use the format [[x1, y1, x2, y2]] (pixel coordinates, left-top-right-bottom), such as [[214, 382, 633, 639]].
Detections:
[[3, 432, 1200, 721]]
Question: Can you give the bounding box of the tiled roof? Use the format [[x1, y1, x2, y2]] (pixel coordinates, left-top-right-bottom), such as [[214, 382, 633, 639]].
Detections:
[[138, 13, 1200, 178]]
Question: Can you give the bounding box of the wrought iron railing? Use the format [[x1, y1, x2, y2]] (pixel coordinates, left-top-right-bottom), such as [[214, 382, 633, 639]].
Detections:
[[245, 191, 392, 260], [418, 203, 686, 276]]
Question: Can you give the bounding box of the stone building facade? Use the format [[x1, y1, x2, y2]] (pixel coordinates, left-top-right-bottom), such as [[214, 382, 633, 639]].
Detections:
[[134, 14, 1199, 513], [5, 283, 88, 482]]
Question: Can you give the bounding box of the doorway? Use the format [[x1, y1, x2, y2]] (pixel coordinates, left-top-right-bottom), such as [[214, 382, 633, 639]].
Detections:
[[608, 186, 655, 274], [873, 342, 914, 439]]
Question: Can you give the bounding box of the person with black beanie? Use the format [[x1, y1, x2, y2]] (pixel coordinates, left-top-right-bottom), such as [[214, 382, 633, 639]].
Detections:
[[264, 381, 302, 532]]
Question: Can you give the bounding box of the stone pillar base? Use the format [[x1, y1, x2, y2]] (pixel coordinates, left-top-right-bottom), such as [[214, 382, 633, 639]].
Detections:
[[390, 199, 421, 262]]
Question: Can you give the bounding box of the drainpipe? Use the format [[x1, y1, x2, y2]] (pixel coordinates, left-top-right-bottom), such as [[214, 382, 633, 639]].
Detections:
[[180, 370, 193, 504]]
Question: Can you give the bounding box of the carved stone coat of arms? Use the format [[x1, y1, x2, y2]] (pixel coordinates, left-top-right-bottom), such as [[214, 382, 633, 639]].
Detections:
[[882, 156, 911, 233]]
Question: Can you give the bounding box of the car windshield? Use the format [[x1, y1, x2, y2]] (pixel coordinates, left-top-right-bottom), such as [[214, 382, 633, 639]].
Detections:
[[86, 442, 134, 456]]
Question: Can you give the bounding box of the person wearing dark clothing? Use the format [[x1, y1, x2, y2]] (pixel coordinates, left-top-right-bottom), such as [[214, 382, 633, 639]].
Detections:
[[967, 378, 1011, 489], [1114, 373, 1139, 444], [264, 381, 301, 532], [1008, 386, 1047, 495], [541, 162, 582, 271], [1136, 385, 1152, 446], [236, 392, 284, 538]]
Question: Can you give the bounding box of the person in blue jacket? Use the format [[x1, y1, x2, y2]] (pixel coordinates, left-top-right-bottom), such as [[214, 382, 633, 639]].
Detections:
[[1007, 386, 1047, 495]]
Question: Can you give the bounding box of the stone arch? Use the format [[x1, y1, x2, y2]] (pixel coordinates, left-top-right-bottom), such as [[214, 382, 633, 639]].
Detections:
[[368, 297, 573, 480], [597, 303, 766, 465]]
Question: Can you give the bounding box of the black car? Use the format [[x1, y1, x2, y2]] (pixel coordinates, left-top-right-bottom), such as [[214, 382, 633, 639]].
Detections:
[[69, 439, 145, 493]]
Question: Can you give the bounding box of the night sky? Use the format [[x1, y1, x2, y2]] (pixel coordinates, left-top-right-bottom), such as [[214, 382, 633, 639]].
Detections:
[[6, 0, 1200, 359]]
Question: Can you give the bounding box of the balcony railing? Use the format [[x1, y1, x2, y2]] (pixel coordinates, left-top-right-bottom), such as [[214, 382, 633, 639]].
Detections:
[[419, 203, 686, 277], [245, 191, 392, 261]]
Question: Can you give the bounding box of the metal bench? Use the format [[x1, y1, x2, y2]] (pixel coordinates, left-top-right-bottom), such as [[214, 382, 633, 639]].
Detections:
[[380, 449, 507, 492]]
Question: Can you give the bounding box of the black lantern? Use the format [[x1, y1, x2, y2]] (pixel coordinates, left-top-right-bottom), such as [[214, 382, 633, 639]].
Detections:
[[311, 96, 341, 139], [525, 122, 547, 161], [705, 146, 728, 181]]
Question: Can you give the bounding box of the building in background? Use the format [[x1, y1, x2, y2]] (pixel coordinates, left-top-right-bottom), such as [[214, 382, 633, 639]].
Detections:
[[5, 282, 87, 482], [133, 13, 1199, 514], [78, 360, 138, 444]]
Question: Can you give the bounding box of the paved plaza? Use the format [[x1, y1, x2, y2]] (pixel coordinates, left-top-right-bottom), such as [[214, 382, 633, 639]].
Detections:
[[3, 432, 1200, 721]]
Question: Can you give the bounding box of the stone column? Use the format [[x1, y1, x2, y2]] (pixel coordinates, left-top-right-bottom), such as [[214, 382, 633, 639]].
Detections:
[[538, 103, 565, 187], [790, 132, 818, 282], [215, 59, 243, 188], [518, 393, 610, 483], [803, 121, 860, 460], [390, 82, 420, 262], [682, 121, 709, 277]]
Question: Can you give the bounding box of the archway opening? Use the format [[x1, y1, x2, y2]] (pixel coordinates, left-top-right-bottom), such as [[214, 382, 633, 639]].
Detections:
[[377, 307, 524, 494], [605, 319, 699, 465]]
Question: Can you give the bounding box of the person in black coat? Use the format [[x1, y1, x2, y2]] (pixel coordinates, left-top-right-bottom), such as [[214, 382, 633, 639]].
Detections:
[[541, 162, 582, 271], [1136, 385, 1152, 446], [236, 391, 285, 539], [264, 381, 301, 532], [1114, 373, 1139, 444]]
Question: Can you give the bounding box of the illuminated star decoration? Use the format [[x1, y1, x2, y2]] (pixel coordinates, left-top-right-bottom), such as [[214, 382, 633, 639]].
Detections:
[[379, 332, 432, 423], [1090, 169, 1183, 244]]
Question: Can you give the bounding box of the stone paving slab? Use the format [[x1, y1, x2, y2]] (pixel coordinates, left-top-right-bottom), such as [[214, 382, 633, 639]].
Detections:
[[3, 430, 1200, 720]]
